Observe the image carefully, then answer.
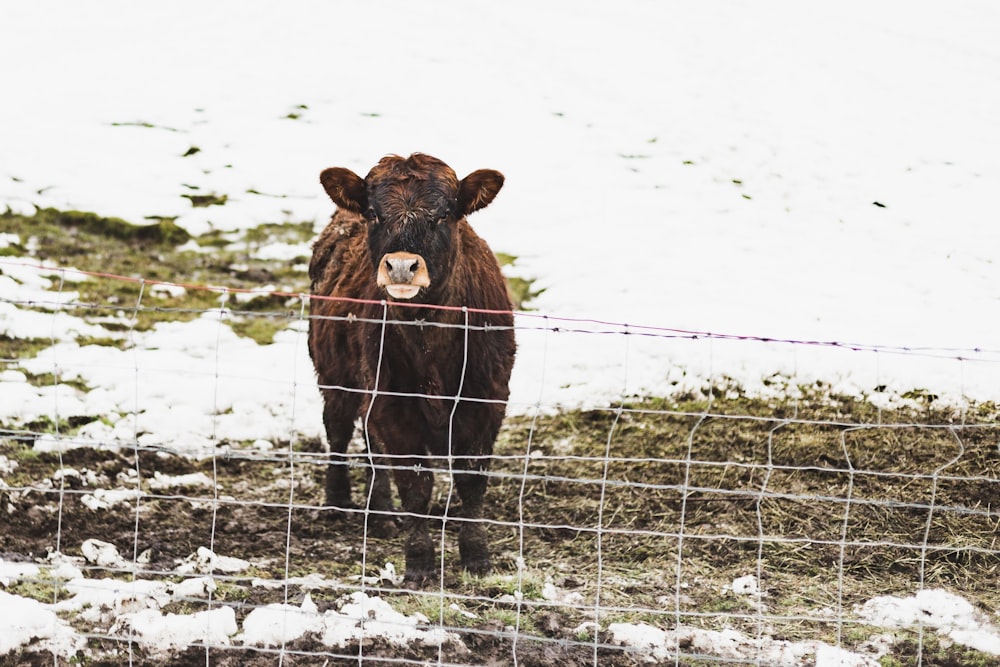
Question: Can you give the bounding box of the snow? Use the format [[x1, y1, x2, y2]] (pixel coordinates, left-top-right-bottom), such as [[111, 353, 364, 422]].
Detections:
[[240, 595, 324, 648], [172, 576, 217, 600], [321, 592, 456, 648], [2, 0, 1000, 663], [147, 471, 218, 490], [858, 589, 1000, 656], [80, 538, 128, 568], [150, 282, 187, 299], [608, 590, 1000, 664], [608, 621, 879, 666], [11, 315, 324, 456], [238, 591, 456, 649], [80, 487, 144, 511], [0, 591, 85, 658], [120, 606, 238, 654], [176, 547, 251, 575], [0, 550, 454, 658], [541, 581, 585, 607], [57, 575, 171, 620], [730, 574, 760, 596], [0, 559, 40, 587], [0, 454, 17, 476]]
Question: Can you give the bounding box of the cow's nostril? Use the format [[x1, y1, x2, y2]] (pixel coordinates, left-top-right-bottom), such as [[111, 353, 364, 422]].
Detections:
[[379, 252, 429, 291]]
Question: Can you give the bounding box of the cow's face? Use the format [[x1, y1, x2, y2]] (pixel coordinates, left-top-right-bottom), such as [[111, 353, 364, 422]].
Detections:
[[320, 154, 504, 301]]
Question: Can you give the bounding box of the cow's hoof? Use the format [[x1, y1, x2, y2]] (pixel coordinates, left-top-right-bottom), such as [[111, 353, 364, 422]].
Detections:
[[461, 557, 491, 577], [366, 515, 399, 538], [402, 568, 435, 589], [322, 499, 359, 521], [459, 530, 490, 575]]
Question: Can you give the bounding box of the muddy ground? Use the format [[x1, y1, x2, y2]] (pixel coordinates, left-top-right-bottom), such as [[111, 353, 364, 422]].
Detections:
[[3, 391, 1000, 666]]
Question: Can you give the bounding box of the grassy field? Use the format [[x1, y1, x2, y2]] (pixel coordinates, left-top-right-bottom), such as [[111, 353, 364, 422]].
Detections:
[[1, 209, 998, 666]]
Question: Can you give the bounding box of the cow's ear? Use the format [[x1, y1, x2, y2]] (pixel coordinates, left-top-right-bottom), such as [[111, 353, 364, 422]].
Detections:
[[458, 169, 504, 216], [320, 167, 367, 213]]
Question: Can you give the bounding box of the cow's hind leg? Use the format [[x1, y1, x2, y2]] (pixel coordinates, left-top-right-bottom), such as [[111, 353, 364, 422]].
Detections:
[[455, 468, 491, 576], [322, 390, 361, 509]]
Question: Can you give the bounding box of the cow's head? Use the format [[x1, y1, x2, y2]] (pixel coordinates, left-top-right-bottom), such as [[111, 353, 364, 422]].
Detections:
[[320, 154, 504, 301]]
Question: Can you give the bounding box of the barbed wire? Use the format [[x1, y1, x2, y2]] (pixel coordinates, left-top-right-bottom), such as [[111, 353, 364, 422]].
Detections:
[[1, 260, 999, 665], [4, 258, 1000, 361]]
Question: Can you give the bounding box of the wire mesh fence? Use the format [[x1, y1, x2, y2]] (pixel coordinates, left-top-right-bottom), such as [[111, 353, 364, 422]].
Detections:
[[2, 261, 999, 666]]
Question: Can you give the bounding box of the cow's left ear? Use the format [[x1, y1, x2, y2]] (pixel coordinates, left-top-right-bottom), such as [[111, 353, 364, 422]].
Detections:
[[320, 167, 367, 213], [458, 169, 504, 216]]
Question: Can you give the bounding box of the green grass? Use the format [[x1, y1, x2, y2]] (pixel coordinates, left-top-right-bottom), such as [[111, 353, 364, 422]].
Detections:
[[0, 335, 51, 361], [4, 571, 69, 604], [0, 208, 310, 344], [1, 208, 538, 345], [22, 370, 91, 392], [75, 335, 128, 350], [32, 208, 191, 245], [181, 193, 228, 208]]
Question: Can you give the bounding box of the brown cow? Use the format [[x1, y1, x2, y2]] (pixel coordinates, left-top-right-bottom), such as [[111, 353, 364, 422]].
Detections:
[[308, 153, 516, 584]]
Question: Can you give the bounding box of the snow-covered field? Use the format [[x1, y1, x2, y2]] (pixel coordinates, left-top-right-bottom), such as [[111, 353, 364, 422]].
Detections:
[[2, 1, 1000, 663]]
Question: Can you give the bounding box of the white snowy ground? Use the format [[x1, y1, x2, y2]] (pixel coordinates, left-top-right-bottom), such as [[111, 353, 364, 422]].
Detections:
[[2, 0, 1000, 663]]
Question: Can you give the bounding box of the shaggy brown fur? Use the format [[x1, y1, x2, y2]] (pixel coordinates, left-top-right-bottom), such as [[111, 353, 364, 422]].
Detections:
[[308, 154, 516, 583]]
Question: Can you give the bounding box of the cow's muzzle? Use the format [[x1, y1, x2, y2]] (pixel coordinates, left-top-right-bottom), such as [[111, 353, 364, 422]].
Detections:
[[377, 252, 431, 300]]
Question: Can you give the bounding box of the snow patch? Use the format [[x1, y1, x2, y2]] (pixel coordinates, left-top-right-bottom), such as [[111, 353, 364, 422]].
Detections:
[[239, 591, 459, 649], [858, 589, 1000, 656], [150, 282, 187, 299], [177, 547, 251, 575], [541, 580, 585, 607], [608, 622, 878, 666], [56, 575, 171, 619], [730, 574, 760, 596], [0, 454, 18, 476], [240, 593, 324, 647], [148, 471, 218, 490], [232, 284, 277, 304], [251, 572, 336, 591], [116, 606, 238, 654], [170, 576, 217, 599], [0, 558, 40, 586], [81, 539, 128, 568], [80, 487, 144, 511], [0, 591, 85, 657], [326, 592, 456, 648], [252, 241, 311, 262]]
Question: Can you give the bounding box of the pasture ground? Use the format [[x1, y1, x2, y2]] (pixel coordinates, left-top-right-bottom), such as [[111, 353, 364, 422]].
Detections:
[[1, 210, 998, 665]]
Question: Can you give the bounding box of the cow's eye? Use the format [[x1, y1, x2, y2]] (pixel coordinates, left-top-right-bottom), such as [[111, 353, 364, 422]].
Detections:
[[365, 209, 380, 224]]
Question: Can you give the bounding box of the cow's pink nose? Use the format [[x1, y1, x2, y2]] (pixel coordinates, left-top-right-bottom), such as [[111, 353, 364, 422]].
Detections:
[[384, 257, 421, 283], [376, 251, 431, 299]]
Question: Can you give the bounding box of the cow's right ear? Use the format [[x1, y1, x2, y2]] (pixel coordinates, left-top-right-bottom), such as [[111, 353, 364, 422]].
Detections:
[[458, 169, 504, 216], [320, 168, 367, 213]]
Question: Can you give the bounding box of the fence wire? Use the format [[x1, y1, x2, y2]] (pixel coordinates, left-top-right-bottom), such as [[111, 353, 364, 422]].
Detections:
[[1, 263, 999, 666]]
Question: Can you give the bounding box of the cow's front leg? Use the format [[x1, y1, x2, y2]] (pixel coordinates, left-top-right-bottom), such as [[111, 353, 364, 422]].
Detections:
[[392, 464, 435, 585], [455, 468, 491, 576], [363, 450, 397, 538], [322, 391, 360, 510]]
